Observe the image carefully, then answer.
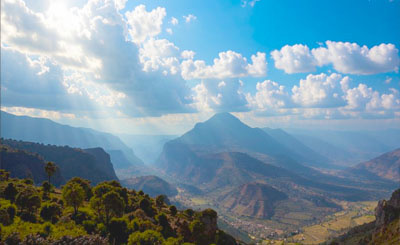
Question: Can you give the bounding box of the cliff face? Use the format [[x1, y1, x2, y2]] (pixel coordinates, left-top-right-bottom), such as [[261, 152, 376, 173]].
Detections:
[[330, 188, 400, 244], [375, 189, 400, 227]]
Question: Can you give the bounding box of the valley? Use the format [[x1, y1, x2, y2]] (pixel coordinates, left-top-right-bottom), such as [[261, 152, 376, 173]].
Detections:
[[1, 111, 399, 244]]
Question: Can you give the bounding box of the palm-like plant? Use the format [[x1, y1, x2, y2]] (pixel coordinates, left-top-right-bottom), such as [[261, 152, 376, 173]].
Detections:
[[44, 161, 57, 184]]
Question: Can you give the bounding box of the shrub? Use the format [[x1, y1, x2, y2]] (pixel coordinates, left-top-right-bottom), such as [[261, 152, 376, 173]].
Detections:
[[4, 183, 18, 202], [83, 220, 96, 234], [40, 202, 62, 222], [5, 232, 21, 245], [0, 207, 11, 225], [108, 217, 129, 244], [128, 230, 164, 245], [169, 205, 177, 216]]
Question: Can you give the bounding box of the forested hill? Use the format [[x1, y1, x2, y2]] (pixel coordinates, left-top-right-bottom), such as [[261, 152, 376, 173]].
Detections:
[[0, 171, 239, 244], [1, 138, 118, 185]]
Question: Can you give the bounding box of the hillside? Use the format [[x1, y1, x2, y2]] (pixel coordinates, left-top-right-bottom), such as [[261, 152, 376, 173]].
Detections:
[[0, 171, 239, 245], [0, 145, 64, 185], [262, 128, 334, 169], [219, 182, 288, 219], [0, 111, 143, 169], [348, 148, 400, 182], [329, 188, 400, 244], [157, 113, 319, 177], [121, 175, 178, 197], [288, 128, 400, 166], [1, 138, 118, 185]]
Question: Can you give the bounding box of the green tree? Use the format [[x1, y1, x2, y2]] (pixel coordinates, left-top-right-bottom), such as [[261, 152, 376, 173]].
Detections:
[[68, 177, 92, 200], [62, 182, 85, 215], [4, 182, 18, 203], [108, 217, 129, 244], [156, 195, 165, 208], [15, 186, 41, 213], [103, 191, 125, 224], [44, 161, 57, 185], [40, 203, 62, 222], [128, 230, 164, 245]]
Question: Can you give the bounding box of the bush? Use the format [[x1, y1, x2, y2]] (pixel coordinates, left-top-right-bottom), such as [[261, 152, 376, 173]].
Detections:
[[83, 220, 96, 234], [15, 186, 41, 214], [184, 209, 194, 217], [40, 202, 62, 222], [4, 183, 18, 202], [128, 230, 164, 245], [169, 205, 177, 216], [108, 217, 129, 244], [0, 208, 11, 225]]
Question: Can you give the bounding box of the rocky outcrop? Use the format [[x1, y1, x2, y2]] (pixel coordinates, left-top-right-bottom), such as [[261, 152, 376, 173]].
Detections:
[[375, 189, 400, 227]]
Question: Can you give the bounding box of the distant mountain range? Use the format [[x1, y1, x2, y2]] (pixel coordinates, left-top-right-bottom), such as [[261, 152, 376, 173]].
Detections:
[[348, 148, 400, 182], [286, 128, 400, 166], [118, 134, 177, 164], [156, 113, 395, 225], [1, 111, 143, 169], [1, 138, 118, 185]]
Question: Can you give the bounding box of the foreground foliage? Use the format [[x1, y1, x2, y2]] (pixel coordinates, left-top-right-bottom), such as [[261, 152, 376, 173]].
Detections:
[[0, 170, 237, 245]]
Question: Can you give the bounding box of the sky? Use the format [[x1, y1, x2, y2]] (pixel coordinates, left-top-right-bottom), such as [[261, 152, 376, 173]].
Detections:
[[1, 0, 400, 135]]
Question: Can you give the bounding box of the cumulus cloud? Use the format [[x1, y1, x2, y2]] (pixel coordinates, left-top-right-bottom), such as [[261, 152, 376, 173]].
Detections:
[[271, 41, 400, 74], [246, 80, 291, 110], [291, 73, 346, 107], [248, 72, 400, 119], [181, 51, 267, 80], [170, 17, 178, 25], [1, 0, 192, 116], [191, 79, 248, 112], [139, 38, 180, 75], [183, 14, 196, 23], [125, 4, 166, 44], [270, 44, 316, 73]]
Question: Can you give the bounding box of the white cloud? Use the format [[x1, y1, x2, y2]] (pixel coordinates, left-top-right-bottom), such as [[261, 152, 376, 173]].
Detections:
[[181, 50, 196, 60], [166, 28, 173, 35], [291, 73, 346, 107], [270, 44, 316, 73], [246, 80, 291, 110], [241, 0, 261, 7], [170, 17, 178, 25], [183, 14, 196, 23], [191, 79, 248, 112], [271, 41, 400, 75], [312, 41, 400, 75], [181, 50, 267, 80], [139, 38, 180, 75], [114, 0, 127, 10], [1, 0, 192, 116], [125, 4, 166, 44]]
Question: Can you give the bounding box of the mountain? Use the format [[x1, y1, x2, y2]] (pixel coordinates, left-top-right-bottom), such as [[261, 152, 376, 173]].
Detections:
[[219, 182, 288, 219], [348, 148, 400, 182], [330, 188, 400, 244], [287, 128, 400, 166], [262, 127, 334, 168], [121, 175, 178, 197], [0, 144, 64, 185], [0, 111, 143, 169], [118, 134, 177, 164], [1, 138, 118, 184], [157, 113, 319, 175]]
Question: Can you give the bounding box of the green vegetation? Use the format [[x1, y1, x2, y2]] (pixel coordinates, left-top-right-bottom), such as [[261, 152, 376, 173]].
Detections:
[[0, 169, 238, 244]]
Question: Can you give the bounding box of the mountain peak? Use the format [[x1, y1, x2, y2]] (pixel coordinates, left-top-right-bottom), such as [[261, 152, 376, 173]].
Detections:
[[207, 112, 240, 122]]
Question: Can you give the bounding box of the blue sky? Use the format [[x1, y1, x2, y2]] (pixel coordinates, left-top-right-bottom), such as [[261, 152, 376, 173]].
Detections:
[[1, 0, 400, 134]]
